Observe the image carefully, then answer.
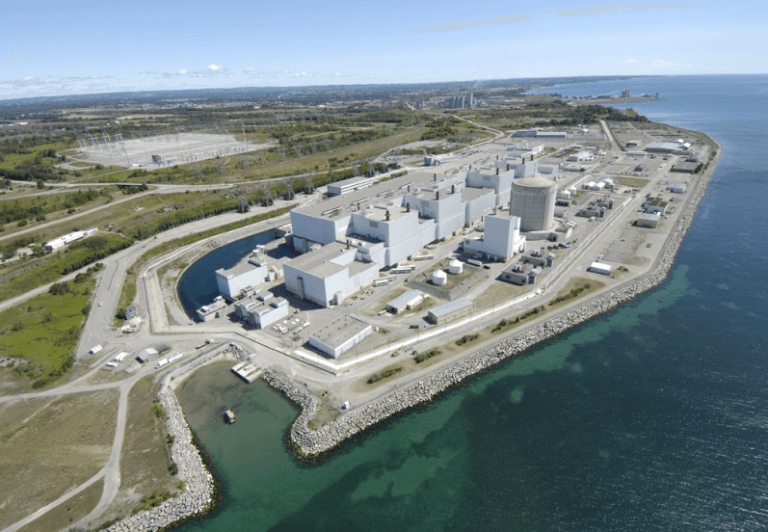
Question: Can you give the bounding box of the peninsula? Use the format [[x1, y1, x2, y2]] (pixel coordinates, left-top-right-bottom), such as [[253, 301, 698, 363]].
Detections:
[[0, 84, 720, 532]]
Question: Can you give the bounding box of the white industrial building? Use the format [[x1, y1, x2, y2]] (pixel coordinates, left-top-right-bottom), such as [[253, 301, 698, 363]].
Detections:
[[197, 296, 228, 322], [507, 144, 544, 158], [645, 142, 690, 155], [235, 292, 289, 329], [43, 228, 98, 252], [386, 289, 424, 314], [428, 298, 473, 324], [215, 250, 274, 301], [327, 176, 377, 196], [466, 168, 515, 208], [461, 187, 497, 225], [463, 214, 527, 261], [309, 314, 373, 358], [500, 263, 538, 285], [424, 153, 458, 166], [512, 129, 567, 139], [285, 168, 557, 308], [636, 212, 662, 228], [283, 242, 381, 308], [668, 182, 687, 194], [567, 151, 595, 162], [493, 159, 559, 180], [588, 262, 612, 276]]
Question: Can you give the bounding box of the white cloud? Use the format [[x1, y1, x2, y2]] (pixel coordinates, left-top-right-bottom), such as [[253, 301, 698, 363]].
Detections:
[[162, 65, 231, 78], [644, 59, 693, 70], [411, 14, 534, 33], [294, 72, 315, 78], [544, 3, 698, 16], [623, 58, 639, 64]]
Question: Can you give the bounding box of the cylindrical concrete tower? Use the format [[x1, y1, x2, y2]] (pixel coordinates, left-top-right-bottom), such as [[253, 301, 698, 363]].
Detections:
[[510, 176, 557, 232]]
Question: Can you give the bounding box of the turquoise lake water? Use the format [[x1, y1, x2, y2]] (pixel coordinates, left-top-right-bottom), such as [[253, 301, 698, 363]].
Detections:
[[177, 75, 768, 531]]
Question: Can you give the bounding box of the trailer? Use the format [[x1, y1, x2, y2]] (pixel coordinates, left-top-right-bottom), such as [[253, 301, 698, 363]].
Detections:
[[89, 345, 103, 355]]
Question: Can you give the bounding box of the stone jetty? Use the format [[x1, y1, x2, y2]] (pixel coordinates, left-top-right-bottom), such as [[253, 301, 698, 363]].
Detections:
[[100, 349, 231, 532]]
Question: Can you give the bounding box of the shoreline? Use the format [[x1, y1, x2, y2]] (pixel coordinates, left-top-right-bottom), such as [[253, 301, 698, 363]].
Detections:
[[100, 348, 237, 532], [99, 129, 721, 530]]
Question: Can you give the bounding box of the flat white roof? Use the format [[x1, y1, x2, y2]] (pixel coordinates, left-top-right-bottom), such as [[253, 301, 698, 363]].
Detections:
[[310, 315, 371, 349], [589, 261, 612, 271], [429, 298, 472, 318]]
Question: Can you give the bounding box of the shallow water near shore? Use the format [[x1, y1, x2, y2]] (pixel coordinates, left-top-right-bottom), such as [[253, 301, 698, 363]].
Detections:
[[177, 75, 768, 531]]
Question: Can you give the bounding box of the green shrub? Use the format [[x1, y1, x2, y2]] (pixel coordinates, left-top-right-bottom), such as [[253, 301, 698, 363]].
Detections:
[[414, 349, 441, 364]]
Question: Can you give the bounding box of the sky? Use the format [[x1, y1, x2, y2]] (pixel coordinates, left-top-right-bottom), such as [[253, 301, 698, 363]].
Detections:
[[1, 0, 766, 100]]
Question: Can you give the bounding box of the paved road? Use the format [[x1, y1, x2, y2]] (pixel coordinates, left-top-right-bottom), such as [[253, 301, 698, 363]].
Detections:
[[600, 119, 620, 151]]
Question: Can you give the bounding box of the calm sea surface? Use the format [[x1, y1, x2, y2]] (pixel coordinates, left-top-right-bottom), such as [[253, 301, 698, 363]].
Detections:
[[177, 75, 768, 531]]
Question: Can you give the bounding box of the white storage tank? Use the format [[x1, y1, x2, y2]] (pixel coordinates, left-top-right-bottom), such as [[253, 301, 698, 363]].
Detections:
[[432, 270, 448, 286], [448, 259, 463, 275]]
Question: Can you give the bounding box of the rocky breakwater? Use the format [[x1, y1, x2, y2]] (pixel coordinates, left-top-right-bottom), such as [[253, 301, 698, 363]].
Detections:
[[102, 349, 233, 532], [267, 142, 722, 460]]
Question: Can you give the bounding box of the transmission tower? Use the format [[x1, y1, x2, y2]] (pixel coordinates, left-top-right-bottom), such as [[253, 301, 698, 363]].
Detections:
[[282, 178, 295, 201], [301, 176, 315, 195], [230, 186, 250, 213], [259, 182, 273, 207]]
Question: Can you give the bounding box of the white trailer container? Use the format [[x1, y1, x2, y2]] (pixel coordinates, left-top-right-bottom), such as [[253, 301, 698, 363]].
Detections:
[[89, 344, 102, 355]]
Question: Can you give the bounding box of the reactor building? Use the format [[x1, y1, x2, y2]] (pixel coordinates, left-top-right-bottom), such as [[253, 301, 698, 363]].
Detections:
[[509, 175, 557, 232]]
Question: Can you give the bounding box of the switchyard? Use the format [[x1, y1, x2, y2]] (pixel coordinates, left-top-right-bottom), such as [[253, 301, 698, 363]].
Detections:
[[74, 132, 275, 169]]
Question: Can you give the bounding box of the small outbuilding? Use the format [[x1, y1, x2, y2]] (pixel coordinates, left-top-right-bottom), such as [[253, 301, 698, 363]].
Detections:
[[588, 262, 612, 276], [428, 299, 473, 325], [137, 347, 159, 364], [668, 182, 687, 194], [386, 290, 424, 315], [309, 315, 373, 358], [636, 212, 662, 228]]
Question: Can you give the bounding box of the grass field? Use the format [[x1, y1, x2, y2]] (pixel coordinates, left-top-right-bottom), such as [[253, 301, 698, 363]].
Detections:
[[0, 274, 95, 386], [16, 478, 104, 532], [2, 189, 232, 249], [0, 389, 118, 530], [618, 176, 650, 188], [474, 280, 530, 309], [547, 277, 605, 308], [0, 188, 274, 303], [101, 378, 181, 522], [0, 233, 131, 303]]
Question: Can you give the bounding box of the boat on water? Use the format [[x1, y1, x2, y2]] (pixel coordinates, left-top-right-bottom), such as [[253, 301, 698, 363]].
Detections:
[[224, 409, 236, 424]]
